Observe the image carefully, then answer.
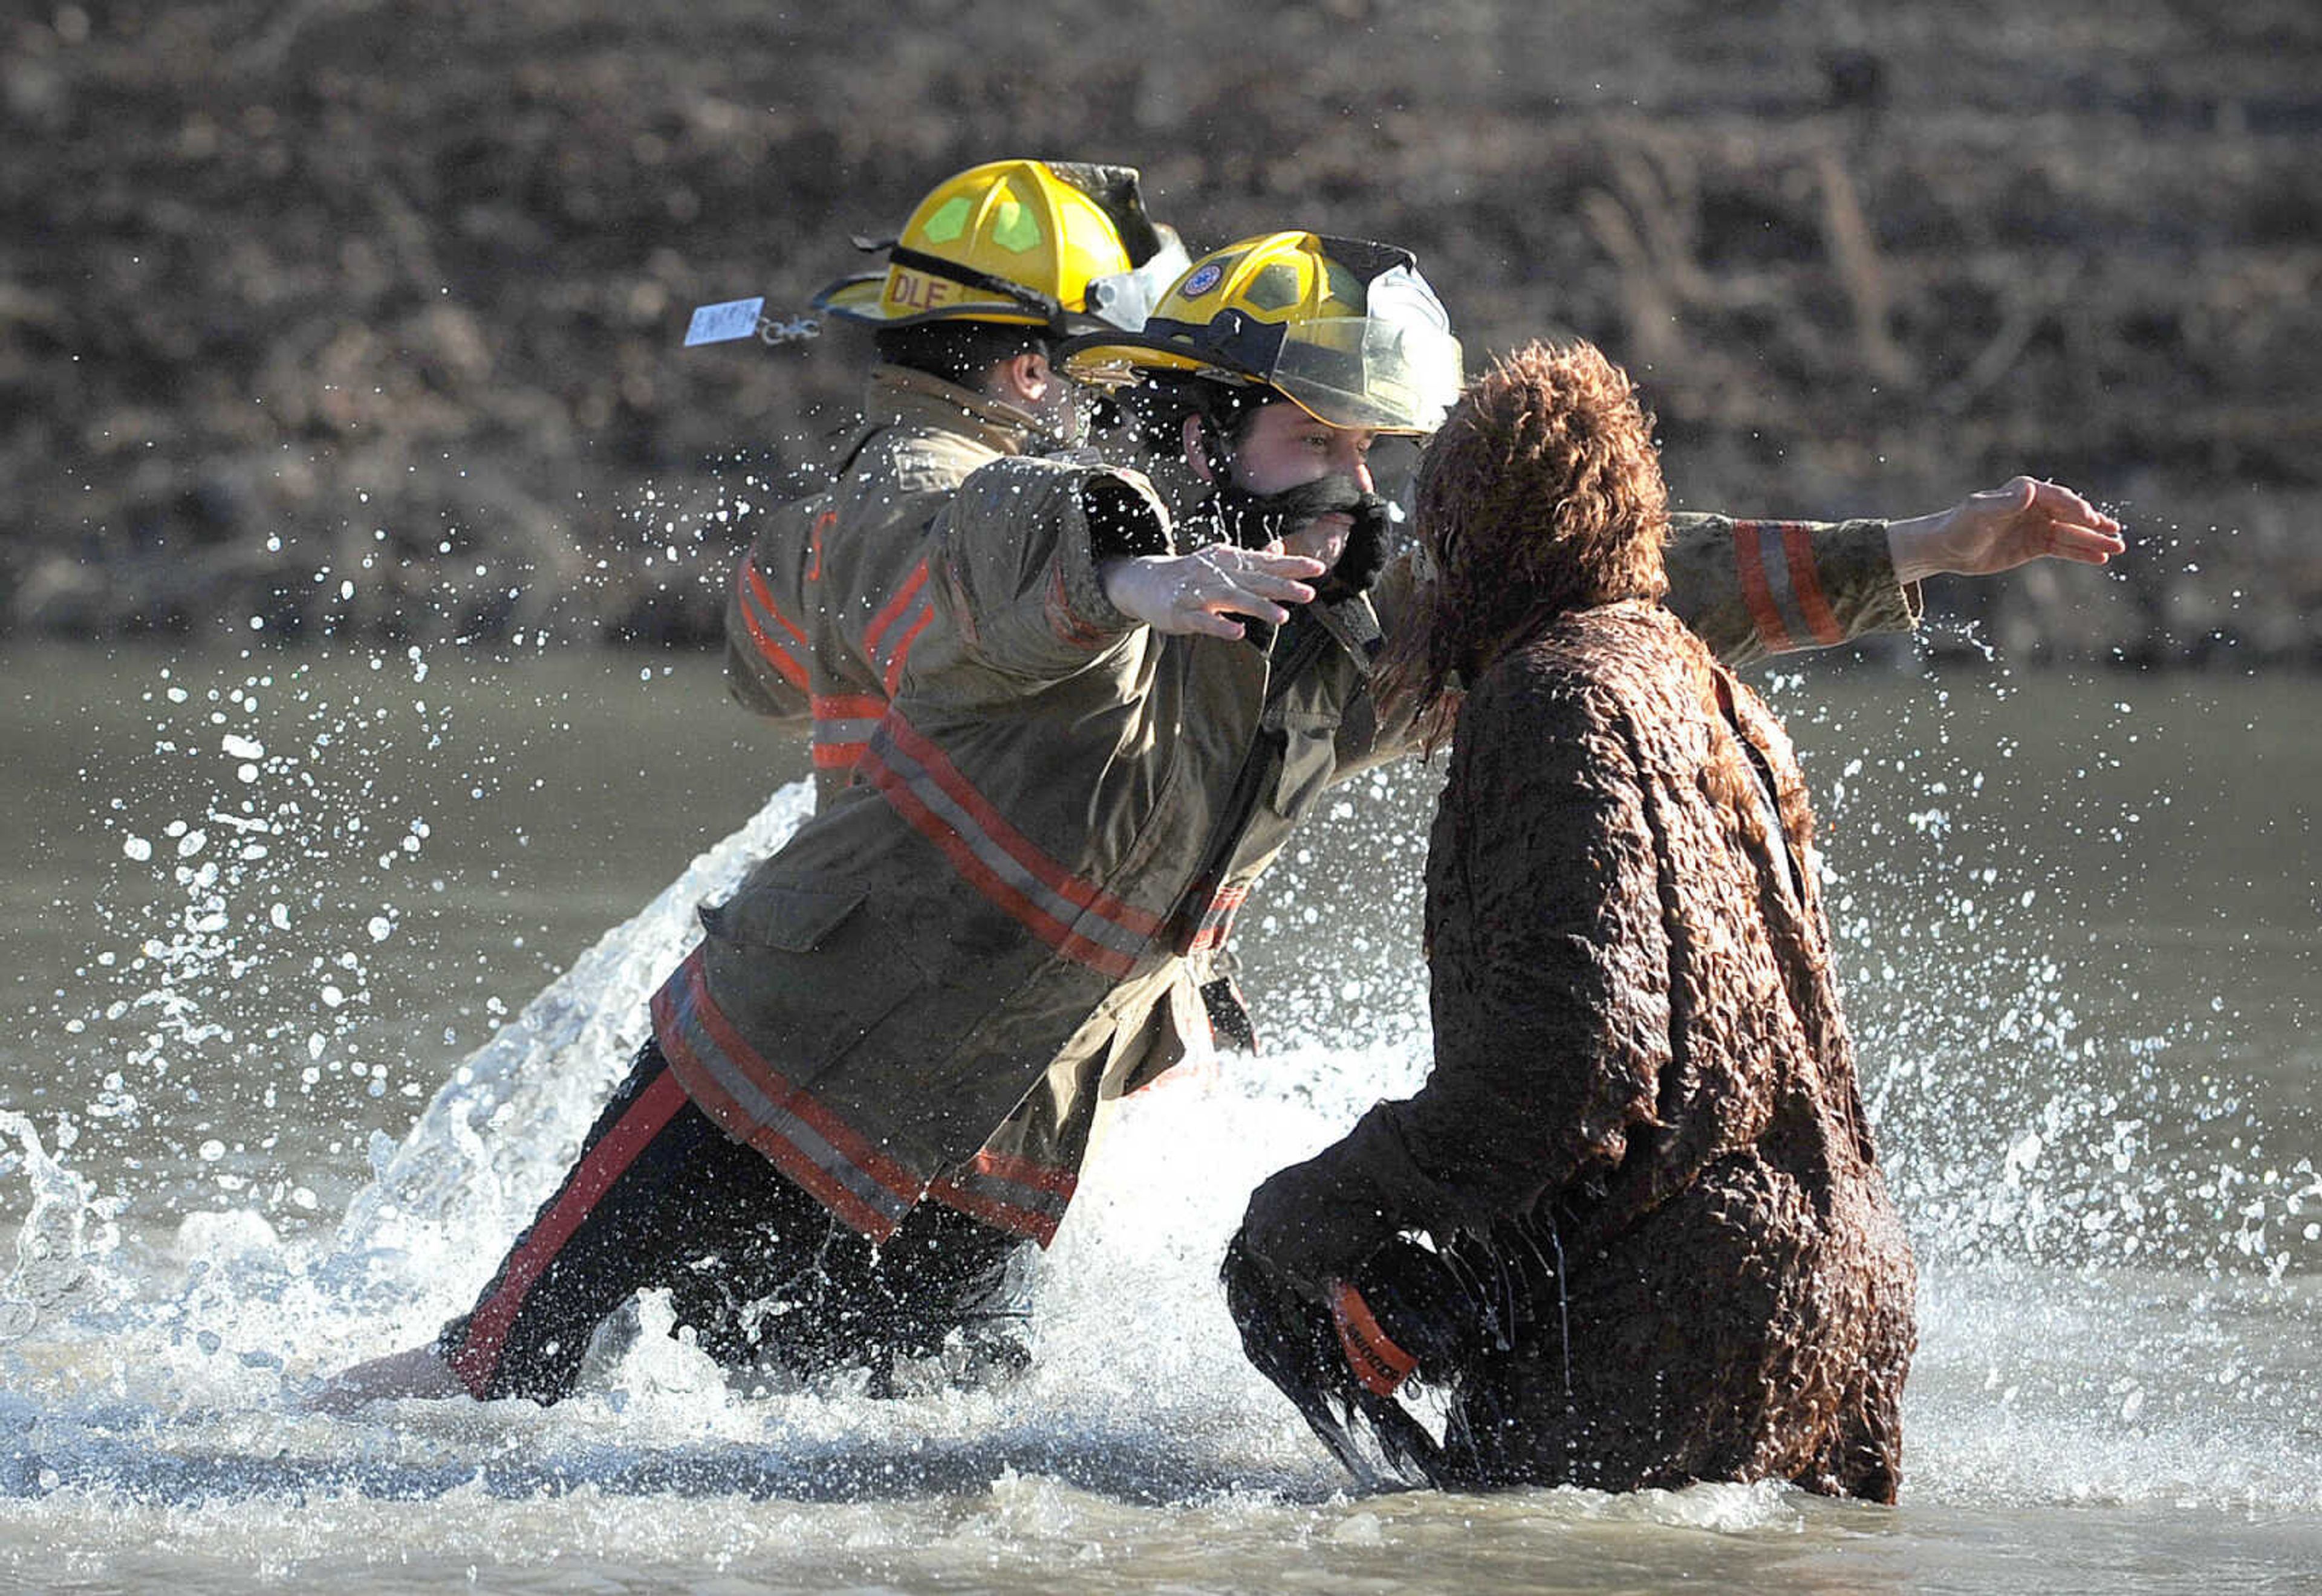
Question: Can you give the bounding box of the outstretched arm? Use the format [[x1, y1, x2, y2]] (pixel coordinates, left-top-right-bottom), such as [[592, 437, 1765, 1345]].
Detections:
[[1666, 476, 2124, 667], [1885, 476, 2124, 582], [1663, 513, 1912, 666]]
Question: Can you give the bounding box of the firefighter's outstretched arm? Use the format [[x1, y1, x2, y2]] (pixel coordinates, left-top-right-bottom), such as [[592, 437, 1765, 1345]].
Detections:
[[1885, 475, 2124, 582]]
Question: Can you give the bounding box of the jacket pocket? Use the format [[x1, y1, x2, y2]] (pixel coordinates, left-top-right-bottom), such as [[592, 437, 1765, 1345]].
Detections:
[[700, 881, 866, 952], [693, 881, 920, 1091]]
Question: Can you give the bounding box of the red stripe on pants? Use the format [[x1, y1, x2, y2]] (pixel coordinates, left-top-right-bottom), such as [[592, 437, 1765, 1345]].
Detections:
[[446, 1066, 690, 1397]]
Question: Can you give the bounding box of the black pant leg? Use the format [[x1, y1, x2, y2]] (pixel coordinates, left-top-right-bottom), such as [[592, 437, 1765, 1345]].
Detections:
[[438, 1039, 1038, 1401], [768, 1201, 1036, 1389], [655, 1141, 847, 1371], [435, 1039, 802, 1403]]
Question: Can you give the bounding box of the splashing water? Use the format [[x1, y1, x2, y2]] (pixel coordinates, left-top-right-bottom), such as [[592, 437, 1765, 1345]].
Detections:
[[0, 1111, 123, 1345], [1, 647, 2315, 1590], [328, 782, 811, 1269]]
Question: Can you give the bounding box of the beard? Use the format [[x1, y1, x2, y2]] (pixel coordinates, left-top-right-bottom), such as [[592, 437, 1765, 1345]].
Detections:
[[1205, 474, 1395, 600]]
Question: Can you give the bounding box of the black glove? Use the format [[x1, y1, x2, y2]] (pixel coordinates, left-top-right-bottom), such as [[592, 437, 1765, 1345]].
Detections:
[[1221, 1229, 1446, 1486], [1313, 490, 1393, 603], [1223, 1219, 1489, 1488], [1237, 1150, 1399, 1303]]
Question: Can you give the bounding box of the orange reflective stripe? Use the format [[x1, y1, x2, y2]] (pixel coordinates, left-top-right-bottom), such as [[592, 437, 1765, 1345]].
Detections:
[[447, 1066, 689, 1396], [880, 605, 936, 696], [810, 693, 886, 772], [652, 950, 924, 1242], [813, 693, 888, 720], [1183, 885, 1248, 953], [868, 755, 1139, 978], [735, 557, 810, 690], [1732, 523, 1794, 654], [964, 1149, 1076, 1196], [741, 557, 808, 647], [862, 560, 926, 652], [861, 562, 935, 696], [862, 709, 1163, 978], [926, 1150, 1079, 1248], [1329, 1280, 1419, 1398], [1779, 521, 1845, 644], [804, 508, 834, 583]]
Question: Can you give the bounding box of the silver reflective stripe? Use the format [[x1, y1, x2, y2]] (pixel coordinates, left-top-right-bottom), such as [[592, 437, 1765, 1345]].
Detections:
[[1752, 524, 1816, 650], [953, 1166, 1070, 1221], [874, 594, 934, 680], [812, 716, 883, 747], [871, 733, 1155, 962], [660, 979, 915, 1229]]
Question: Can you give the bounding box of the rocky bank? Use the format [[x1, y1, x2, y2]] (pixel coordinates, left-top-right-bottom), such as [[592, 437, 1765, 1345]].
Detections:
[[5, 0, 2317, 667]]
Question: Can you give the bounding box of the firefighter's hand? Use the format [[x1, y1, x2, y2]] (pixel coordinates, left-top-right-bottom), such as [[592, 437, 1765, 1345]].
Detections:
[[1099, 543, 1327, 640], [1886, 476, 2125, 583]]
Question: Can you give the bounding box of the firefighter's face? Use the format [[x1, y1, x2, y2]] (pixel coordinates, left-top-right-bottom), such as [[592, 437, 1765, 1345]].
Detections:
[[1187, 400, 1379, 568]]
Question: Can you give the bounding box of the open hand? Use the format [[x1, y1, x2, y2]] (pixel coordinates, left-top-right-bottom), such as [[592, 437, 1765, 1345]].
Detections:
[[1887, 476, 2126, 583], [1099, 542, 1328, 639]]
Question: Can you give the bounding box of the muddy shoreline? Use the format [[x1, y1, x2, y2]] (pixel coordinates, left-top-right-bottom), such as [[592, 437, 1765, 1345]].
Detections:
[[7, 2, 2317, 666]]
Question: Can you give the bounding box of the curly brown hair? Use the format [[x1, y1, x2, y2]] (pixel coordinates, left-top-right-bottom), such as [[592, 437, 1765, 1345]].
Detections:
[[1378, 340, 1670, 749]]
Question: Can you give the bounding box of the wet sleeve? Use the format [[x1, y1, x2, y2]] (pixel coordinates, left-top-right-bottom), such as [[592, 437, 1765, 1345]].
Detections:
[[723, 512, 816, 722], [930, 456, 1156, 685], [1664, 512, 1922, 669], [1358, 669, 1674, 1238]]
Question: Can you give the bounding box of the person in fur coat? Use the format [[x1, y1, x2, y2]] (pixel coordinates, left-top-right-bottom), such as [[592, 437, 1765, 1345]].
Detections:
[[1226, 340, 1917, 1500]]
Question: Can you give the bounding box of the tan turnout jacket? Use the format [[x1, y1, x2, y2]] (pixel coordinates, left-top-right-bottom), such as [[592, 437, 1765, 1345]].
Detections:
[[725, 364, 1051, 807], [665, 453, 1919, 1247]]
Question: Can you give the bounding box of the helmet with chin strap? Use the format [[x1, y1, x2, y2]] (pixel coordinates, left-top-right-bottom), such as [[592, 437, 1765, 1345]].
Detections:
[[1056, 230, 1465, 435], [811, 159, 1191, 337]]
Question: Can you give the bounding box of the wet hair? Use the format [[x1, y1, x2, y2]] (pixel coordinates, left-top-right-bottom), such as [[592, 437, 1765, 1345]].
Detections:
[[874, 320, 1052, 390], [1379, 340, 1670, 750]]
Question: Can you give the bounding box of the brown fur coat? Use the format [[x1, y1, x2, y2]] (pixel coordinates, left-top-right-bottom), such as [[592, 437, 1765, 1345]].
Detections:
[[1250, 598, 1917, 1499]]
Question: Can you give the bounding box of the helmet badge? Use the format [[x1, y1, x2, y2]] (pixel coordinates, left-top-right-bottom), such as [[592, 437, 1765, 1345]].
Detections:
[[1180, 261, 1226, 299]]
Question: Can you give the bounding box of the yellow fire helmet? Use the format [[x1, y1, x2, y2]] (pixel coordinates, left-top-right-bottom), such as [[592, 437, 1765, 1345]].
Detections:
[[811, 160, 1191, 336], [1056, 232, 1466, 434]]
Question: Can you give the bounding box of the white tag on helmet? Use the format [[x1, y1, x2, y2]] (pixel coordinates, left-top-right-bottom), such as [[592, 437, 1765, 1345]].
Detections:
[[683, 297, 766, 346]]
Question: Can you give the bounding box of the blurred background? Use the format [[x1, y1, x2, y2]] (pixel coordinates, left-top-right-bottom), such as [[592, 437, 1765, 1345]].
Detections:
[[0, 15, 2316, 1581], [5, 0, 2317, 664]]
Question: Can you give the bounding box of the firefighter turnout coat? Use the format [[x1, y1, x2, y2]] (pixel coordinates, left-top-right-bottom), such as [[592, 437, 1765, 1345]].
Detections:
[[664, 452, 1920, 1248], [724, 363, 1053, 806]]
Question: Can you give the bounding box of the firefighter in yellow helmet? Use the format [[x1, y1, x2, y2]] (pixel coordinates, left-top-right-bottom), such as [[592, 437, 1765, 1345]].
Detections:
[[724, 160, 1189, 805], [1057, 232, 1465, 623], [811, 158, 1189, 337], [320, 231, 2119, 1416]]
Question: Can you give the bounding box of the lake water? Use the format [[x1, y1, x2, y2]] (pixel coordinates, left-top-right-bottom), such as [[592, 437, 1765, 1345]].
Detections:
[[1, 641, 2315, 1594]]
